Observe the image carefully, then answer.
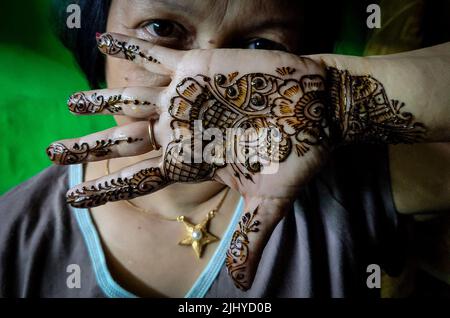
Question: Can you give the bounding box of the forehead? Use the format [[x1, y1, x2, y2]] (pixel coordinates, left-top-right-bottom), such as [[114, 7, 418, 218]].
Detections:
[[111, 0, 304, 26]]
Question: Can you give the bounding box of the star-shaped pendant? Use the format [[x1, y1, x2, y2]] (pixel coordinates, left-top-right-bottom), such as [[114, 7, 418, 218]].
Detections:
[[178, 211, 219, 259]]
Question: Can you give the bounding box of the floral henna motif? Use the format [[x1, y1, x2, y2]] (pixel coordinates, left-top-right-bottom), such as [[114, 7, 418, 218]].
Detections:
[[47, 137, 143, 165], [68, 92, 154, 114], [67, 167, 168, 208], [328, 67, 427, 145], [167, 69, 328, 183], [96, 33, 160, 64], [226, 209, 260, 290]]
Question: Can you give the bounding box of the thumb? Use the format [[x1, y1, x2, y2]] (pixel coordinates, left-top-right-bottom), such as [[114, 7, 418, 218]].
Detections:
[[225, 196, 288, 291]]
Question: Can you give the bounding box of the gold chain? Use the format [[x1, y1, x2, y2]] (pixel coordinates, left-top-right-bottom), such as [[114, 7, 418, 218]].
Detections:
[[105, 159, 230, 222]]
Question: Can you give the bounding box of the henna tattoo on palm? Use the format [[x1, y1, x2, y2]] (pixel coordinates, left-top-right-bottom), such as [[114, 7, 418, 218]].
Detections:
[[47, 137, 142, 165], [165, 70, 328, 183], [68, 92, 154, 114], [226, 208, 260, 290], [328, 67, 427, 144], [97, 33, 160, 64], [67, 69, 329, 207]]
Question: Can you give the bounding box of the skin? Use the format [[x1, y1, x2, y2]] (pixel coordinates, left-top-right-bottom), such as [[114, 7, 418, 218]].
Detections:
[[47, 0, 450, 296], [101, 0, 305, 218], [85, 0, 306, 297]]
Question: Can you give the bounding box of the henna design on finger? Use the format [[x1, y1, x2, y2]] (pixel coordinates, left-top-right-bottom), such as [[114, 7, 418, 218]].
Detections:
[[226, 208, 260, 290], [47, 137, 143, 165], [328, 67, 427, 145], [67, 167, 168, 208], [68, 92, 154, 114], [68, 93, 122, 114], [96, 33, 160, 64]]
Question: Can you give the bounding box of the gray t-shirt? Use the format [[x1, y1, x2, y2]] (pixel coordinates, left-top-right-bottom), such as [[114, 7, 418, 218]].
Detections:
[[0, 145, 405, 297]]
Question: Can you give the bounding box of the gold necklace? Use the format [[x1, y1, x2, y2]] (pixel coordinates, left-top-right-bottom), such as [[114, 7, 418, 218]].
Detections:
[[105, 159, 230, 259]]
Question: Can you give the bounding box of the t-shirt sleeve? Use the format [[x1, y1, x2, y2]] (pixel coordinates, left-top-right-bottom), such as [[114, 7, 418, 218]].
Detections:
[[319, 144, 407, 277]]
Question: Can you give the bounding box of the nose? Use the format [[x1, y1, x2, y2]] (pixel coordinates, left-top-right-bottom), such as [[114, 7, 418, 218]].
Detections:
[[207, 39, 218, 47], [196, 36, 228, 49]]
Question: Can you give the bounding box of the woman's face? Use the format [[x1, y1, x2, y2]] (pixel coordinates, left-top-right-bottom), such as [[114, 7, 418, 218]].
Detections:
[[106, 0, 305, 126]]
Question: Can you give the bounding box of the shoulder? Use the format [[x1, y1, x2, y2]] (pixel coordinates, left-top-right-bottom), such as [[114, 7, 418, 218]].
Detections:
[[313, 143, 398, 230], [0, 164, 72, 252], [0, 165, 105, 297], [315, 144, 407, 275], [0, 165, 75, 296], [0, 164, 70, 227]]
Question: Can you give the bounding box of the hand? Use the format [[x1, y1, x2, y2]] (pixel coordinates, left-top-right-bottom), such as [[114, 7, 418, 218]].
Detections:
[[47, 32, 331, 290]]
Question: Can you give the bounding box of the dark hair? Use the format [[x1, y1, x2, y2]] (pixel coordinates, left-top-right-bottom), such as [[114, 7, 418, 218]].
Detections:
[[51, 0, 111, 88], [52, 0, 341, 89]]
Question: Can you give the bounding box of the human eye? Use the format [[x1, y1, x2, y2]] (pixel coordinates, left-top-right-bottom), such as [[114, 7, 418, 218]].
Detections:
[[245, 38, 288, 52], [144, 19, 184, 37], [141, 19, 188, 47]]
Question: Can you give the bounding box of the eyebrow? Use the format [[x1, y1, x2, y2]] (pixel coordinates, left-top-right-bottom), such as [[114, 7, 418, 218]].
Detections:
[[243, 18, 299, 34], [130, 0, 197, 16]]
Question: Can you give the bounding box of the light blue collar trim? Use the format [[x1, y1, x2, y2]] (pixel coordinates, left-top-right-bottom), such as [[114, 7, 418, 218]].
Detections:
[[68, 164, 243, 298]]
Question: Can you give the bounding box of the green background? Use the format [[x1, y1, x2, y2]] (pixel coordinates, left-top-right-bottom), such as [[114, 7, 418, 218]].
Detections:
[[0, 0, 115, 194], [0, 0, 370, 195]]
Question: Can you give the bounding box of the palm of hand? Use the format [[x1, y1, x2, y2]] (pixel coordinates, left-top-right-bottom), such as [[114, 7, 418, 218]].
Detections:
[[156, 50, 330, 202]]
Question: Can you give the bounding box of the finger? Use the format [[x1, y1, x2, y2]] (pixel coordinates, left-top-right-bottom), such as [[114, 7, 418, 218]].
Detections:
[[67, 87, 164, 118], [225, 197, 288, 291], [96, 32, 183, 75], [47, 121, 161, 165], [66, 157, 170, 208]]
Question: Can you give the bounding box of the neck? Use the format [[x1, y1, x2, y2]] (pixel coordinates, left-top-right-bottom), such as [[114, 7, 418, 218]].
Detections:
[[128, 181, 228, 219], [86, 155, 230, 220]]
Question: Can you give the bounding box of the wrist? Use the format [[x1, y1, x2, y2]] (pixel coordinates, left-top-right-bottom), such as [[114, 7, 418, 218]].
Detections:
[[326, 66, 348, 148], [328, 65, 427, 146], [307, 54, 351, 149], [310, 54, 427, 148]]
